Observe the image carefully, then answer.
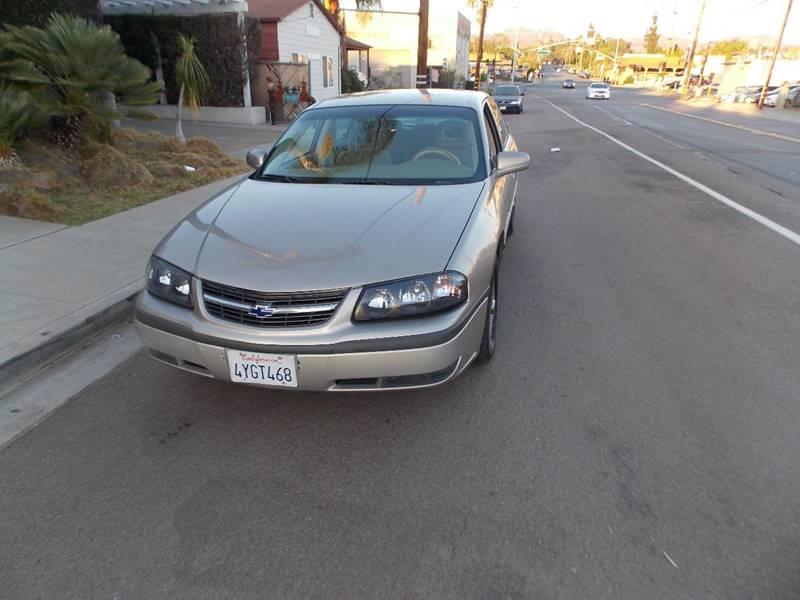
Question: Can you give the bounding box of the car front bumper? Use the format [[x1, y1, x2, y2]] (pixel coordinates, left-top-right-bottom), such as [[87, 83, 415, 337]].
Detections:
[[134, 289, 488, 392]]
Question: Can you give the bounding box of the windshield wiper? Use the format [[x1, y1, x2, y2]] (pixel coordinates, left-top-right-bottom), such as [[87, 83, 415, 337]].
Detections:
[[259, 173, 299, 183], [350, 180, 407, 186]]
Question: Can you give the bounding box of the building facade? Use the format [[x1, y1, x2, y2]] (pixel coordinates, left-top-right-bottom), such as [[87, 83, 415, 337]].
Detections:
[[248, 0, 343, 102], [344, 5, 473, 88]]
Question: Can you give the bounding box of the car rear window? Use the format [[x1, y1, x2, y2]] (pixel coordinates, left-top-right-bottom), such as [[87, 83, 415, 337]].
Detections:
[[494, 86, 520, 96]]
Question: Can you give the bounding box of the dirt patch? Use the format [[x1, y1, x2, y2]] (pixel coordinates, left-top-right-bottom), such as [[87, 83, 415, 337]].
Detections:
[[0, 128, 246, 224]]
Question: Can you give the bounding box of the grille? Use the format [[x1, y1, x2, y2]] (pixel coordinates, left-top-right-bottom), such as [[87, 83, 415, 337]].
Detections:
[[202, 280, 348, 328]]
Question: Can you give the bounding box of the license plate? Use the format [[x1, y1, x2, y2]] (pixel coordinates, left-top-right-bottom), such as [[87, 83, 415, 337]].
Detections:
[[226, 350, 298, 387], [499, 105, 507, 111]]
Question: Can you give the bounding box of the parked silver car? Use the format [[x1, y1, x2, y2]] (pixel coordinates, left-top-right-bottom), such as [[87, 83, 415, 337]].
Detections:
[[492, 84, 524, 113], [135, 89, 530, 391]]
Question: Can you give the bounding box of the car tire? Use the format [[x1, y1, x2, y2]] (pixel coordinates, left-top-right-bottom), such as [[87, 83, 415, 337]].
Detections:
[[476, 268, 498, 365], [785, 99, 793, 108]]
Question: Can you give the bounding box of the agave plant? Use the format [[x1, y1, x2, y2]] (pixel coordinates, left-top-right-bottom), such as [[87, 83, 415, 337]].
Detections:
[[1, 13, 161, 146], [174, 34, 209, 144], [0, 84, 41, 168]]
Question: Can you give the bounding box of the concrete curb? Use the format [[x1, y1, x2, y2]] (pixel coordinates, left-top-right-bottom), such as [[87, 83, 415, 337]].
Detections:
[[0, 293, 137, 397]]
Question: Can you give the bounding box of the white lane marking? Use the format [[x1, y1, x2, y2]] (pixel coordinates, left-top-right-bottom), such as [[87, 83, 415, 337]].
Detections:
[[535, 96, 800, 248], [641, 103, 800, 145], [656, 134, 690, 150], [591, 104, 632, 126]]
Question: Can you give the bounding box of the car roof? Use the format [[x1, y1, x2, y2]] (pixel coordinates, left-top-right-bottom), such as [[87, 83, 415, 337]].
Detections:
[[309, 89, 488, 112]]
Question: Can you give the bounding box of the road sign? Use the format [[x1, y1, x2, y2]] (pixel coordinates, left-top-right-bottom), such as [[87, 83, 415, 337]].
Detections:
[[537, 49, 551, 56]]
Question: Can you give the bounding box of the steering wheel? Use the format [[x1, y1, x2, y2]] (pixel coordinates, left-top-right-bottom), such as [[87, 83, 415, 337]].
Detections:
[[412, 147, 462, 165]]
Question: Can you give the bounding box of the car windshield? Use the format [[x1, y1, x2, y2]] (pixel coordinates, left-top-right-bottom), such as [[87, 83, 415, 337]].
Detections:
[[590, 83, 608, 88], [494, 86, 520, 96], [259, 105, 486, 185]]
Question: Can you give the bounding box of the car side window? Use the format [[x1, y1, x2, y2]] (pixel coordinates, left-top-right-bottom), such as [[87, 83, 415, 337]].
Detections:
[[498, 118, 510, 148], [486, 97, 509, 147], [483, 106, 501, 170]]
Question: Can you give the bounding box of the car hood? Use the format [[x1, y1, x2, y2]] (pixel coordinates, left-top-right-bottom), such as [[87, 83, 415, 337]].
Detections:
[[173, 179, 484, 292]]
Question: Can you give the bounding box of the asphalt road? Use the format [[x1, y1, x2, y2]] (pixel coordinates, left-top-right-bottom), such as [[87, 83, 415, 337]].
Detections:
[[2, 78, 800, 600]]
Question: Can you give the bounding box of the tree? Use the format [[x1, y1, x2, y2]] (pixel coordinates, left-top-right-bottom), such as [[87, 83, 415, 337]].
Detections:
[[710, 38, 749, 58], [341, 66, 364, 93], [1, 13, 161, 146], [597, 37, 631, 58], [467, 0, 495, 87], [174, 34, 208, 144], [645, 13, 660, 54]]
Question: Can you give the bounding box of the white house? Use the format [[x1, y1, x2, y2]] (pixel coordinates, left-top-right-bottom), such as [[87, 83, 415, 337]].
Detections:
[[248, 0, 342, 102]]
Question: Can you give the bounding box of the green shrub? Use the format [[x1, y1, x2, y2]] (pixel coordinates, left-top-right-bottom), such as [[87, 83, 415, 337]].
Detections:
[[623, 75, 635, 85], [1, 13, 161, 145], [341, 67, 364, 93], [104, 14, 262, 108], [0, 84, 41, 161]]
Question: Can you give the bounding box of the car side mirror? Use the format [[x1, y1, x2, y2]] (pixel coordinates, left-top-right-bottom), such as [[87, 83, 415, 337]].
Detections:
[[495, 151, 530, 177], [246, 147, 270, 169]]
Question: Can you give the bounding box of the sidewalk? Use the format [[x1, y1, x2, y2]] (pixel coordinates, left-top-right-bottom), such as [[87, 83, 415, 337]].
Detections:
[[640, 92, 800, 140], [1, 121, 286, 389]]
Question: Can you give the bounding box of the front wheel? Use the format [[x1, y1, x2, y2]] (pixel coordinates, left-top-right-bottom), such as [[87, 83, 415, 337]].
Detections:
[[476, 270, 498, 365]]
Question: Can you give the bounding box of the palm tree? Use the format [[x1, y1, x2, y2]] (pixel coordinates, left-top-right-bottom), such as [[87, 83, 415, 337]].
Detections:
[[174, 34, 209, 144], [1, 13, 161, 146], [467, 0, 494, 88]]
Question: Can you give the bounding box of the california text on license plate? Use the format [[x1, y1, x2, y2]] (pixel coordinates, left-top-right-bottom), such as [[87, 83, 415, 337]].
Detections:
[[226, 350, 298, 387]]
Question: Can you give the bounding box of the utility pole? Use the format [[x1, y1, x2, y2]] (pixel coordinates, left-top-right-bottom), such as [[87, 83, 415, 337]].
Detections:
[[757, 0, 794, 109], [474, 0, 488, 89], [511, 11, 519, 83], [697, 41, 711, 95], [680, 0, 706, 100], [416, 0, 430, 88]]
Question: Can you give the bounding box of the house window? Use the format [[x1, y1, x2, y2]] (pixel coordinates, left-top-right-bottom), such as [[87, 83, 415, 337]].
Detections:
[[309, 1, 314, 17], [323, 55, 334, 88], [291, 53, 307, 64]]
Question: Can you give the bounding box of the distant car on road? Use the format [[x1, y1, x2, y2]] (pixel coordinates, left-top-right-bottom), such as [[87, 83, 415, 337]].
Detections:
[[764, 85, 800, 107], [578, 71, 590, 79], [740, 86, 778, 103], [585, 82, 610, 100], [492, 84, 524, 114], [717, 87, 743, 103], [562, 79, 576, 89]]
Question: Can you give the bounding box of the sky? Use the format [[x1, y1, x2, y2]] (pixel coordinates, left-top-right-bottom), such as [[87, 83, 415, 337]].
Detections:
[[340, 0, 800, 45]]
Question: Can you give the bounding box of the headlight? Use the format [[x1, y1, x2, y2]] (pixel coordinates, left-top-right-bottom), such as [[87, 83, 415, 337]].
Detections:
[[146, 255, 193, 308], [353, 272, 467, 322], [510, 99, 521, 104]]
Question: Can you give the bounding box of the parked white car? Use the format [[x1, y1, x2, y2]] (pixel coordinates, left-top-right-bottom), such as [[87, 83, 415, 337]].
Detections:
[[586, 82, 610, 100]]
